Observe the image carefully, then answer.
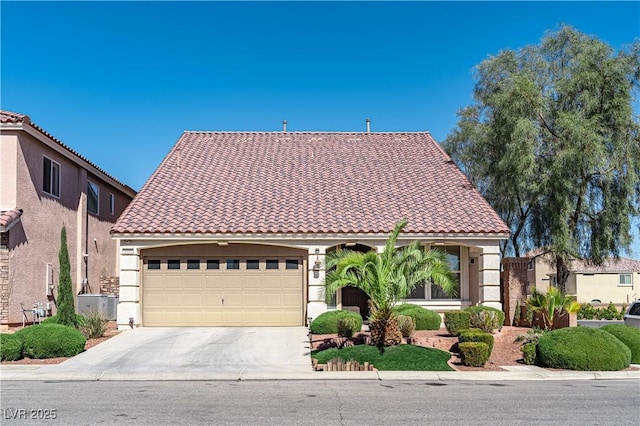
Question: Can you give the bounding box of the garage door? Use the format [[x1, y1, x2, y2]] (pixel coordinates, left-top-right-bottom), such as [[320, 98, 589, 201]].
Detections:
[[142, 256, 304, 326]]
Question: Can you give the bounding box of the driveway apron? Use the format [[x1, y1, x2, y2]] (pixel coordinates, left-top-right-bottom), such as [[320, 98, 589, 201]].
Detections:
[[51, 327, 311, 375]]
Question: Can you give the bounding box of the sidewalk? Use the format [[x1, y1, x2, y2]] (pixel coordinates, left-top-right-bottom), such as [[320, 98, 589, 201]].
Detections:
[[2, 363, 639, 381]]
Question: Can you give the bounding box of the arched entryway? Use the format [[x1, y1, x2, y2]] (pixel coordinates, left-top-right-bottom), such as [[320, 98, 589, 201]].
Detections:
[[327, 243, 375, 320]]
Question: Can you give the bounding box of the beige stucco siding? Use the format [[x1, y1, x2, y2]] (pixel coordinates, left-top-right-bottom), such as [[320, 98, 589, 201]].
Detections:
[[572, 272, 639, 304]]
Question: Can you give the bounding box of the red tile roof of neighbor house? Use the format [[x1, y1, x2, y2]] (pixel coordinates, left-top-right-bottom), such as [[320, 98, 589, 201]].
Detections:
[[0, 209, 23, 232], [0, 110, 135, 194], [112, 131, 510, 235], [572, 257, 640, 274]]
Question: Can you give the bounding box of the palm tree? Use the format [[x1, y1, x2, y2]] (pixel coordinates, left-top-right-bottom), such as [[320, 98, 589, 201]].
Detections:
[[325, 219, 457, 348], [526, 286, 581, 330]]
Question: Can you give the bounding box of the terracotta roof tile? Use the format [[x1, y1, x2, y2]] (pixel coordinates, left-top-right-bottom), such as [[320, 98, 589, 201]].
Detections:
[[0, 208, 23, 232], [113, 131, 509, 235], [571, 257, 640, 274]]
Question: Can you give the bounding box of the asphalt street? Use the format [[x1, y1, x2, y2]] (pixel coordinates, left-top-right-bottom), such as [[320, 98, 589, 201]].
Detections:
[[1, 380, 638, 425]]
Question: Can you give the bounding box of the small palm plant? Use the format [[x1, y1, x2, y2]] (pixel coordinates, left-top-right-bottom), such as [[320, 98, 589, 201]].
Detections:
[[526, 286, 581, 330], [325, 219, 456, 349]]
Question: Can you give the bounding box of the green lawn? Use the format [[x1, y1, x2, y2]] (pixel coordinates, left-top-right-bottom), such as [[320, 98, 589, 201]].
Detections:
[[311, 344, 454, 371]]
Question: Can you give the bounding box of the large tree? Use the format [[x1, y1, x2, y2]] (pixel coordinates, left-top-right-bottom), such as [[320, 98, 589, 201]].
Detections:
[[325, 219, 456, 348], [443, 26, 640, 291]]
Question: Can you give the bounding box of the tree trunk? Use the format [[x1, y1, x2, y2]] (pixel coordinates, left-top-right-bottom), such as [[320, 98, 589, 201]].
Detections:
[[370, 315, 402, 348], [555, 254, 570, 294]]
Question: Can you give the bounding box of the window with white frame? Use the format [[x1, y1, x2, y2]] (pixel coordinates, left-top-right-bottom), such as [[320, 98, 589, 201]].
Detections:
[[42, 156, 60, 197], [619, 274, 632, 287], [87, 181, 99, 215], [109, 193, 115, 215], [408, 245, 461, 300]]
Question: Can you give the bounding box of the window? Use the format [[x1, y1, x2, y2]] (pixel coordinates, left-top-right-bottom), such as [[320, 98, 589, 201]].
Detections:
[[227, 259, 240, 270], [87, 181, 99, 214], [285, 259, 299, 270], [187, 260, 200, 270], [147, 260, 160, 270], [408, 246, 461, 300], [266, 259, 279, 270], [246, 260, 260, 270], [42, 157, 60, 197], [109, 193, 115, 215], [207, 259, 220, 270], [619, 274, 632, 287], [167, 260, 180, 270]]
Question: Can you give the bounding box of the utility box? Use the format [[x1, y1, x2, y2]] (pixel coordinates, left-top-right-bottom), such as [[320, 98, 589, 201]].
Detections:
[[77, 294, 118, 320]]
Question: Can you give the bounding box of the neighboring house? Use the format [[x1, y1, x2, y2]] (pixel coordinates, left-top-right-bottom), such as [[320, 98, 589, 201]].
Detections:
[[527, 251, 640, 305], [111, 129, 509, 330], [0, 110, 136, 329]]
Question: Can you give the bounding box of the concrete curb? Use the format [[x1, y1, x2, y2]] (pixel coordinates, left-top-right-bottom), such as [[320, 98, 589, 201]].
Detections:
[[2, 365, 639, 382]]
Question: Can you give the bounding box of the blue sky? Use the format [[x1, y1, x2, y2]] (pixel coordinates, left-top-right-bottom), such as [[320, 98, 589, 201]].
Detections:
[[2, 1, 639, 257]]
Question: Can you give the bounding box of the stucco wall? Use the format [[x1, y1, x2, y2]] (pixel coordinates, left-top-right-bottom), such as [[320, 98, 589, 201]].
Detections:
[[1, 130, 133, 325], [573, 272, 639, 305]]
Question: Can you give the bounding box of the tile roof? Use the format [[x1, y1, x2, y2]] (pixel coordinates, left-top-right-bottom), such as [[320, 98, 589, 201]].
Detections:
[[0, 110, 135, 194], [571, 257, 640, 274], [0, 208, 23, 232], [112, 131, 510, 235], [0, 110, 29, 124]]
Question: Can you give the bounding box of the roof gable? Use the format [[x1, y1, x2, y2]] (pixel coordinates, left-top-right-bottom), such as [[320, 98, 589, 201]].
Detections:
[[1, 109, 135, 196], [113, 131, 509, 235]]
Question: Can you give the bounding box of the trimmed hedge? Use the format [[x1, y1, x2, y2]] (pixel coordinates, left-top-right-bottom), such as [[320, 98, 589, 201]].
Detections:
[[394, 304, 442, 330], [310, 310, 363, 334], [522, 342, 537, 365], [459, 330, 494, 356], [459, 342, 490, 367], [444, 311, 471, 336], [0, 333, 23, 361], [465, 306, 505, 332], [601, 324, 640, 364], [14, 324, 86, 359], [537, 327, 631, 371]]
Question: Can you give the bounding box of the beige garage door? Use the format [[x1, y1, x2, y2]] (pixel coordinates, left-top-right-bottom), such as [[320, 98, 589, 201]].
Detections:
[[143, 256, 303, 326]]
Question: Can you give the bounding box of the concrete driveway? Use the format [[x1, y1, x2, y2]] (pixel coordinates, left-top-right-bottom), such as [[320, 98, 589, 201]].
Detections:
[[48, 327, 312, 378]]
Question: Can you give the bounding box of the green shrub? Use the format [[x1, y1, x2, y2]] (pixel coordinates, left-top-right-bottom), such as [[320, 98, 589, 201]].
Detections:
[[600, 302, 621, 320], [459, 342, 490, 367], [444, 311, 470, 336], [537, 327, 631, 371], [0, 334, 23, 361], [459, 330, 494, 355], [41, 314, 85, 326], [310, 310, 363, 334], [396, 315, 416, 338], [577, 303, 596, 320], [336, 316, 360, 338], [78, 307, 109, 339], [394, 304, 442, 330], [522, 342, 537, 365], [465, 306, 505, 332], [14, 324, 86, 359], [601, 324, 640, 364]]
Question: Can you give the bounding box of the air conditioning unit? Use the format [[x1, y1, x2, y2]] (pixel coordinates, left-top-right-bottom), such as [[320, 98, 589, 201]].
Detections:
[[77, 294, 118, 320]]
